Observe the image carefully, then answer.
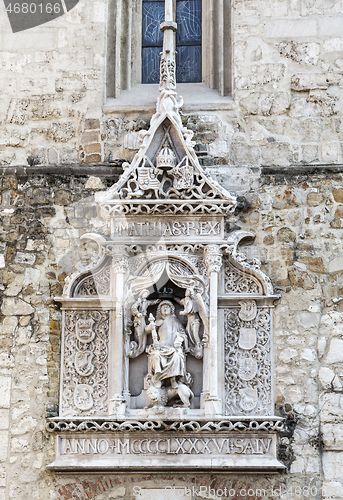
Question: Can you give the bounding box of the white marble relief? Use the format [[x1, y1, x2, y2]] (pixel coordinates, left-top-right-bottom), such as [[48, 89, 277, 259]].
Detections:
[[50, 0, 284, 471], [61, 310, 109, 417]]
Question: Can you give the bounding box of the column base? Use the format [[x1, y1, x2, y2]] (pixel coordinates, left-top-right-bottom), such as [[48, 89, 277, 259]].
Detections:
[[109, 396, 126, 416], [204, 396, 222, 416]]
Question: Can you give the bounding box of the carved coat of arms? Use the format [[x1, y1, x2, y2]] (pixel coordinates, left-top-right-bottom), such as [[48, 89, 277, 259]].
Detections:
[[74, 384, 94, 411], [75, 352, 95, 377], [238, 356, 258, 381], [76, 318, 95, 343], [238, 328, 257, 350], [170, 160, 194, 189], [239, 387, 258, 411], [137, 166, 161, 191]]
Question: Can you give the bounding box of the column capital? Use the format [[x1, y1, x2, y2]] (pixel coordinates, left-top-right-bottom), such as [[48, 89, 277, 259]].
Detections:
[[106, 244, 129, 273], [205, 244, 222, 273]]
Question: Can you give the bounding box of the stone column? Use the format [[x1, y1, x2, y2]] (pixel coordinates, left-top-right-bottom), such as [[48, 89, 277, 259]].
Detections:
[[108, 244, 128, 416], [204, 244, 222, 415]]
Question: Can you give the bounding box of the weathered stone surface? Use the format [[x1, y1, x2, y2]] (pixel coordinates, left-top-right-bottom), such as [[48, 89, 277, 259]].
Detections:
[[325, 339, 343, 364], [1, 298, 34, 316], [288, 268, 314, 289]]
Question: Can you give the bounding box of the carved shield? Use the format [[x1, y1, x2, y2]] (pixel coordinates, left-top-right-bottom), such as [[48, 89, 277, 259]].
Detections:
[[238, 357, 258, 381], [171, 163, 194, 189], [239, 387, 258, 411], [238, 300, 257, 322], [76, 318, 95, 343], [238, 328, 257, 350], [74, 384, 94, 411], [75, 352, 95, 377], [137, 167, 160, 190]]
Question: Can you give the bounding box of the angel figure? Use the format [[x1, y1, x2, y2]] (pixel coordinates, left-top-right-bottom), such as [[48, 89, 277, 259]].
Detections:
[[176, 287, 208, 359], [129, 289, 160, 358]]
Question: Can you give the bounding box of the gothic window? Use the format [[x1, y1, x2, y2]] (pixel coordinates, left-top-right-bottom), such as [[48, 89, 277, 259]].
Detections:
[[106, 0, 231, 98], [142, 0, 202, 84]]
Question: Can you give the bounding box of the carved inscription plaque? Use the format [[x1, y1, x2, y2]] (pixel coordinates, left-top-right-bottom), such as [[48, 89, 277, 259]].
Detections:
[[111, 216, 224, 242], [49, 432, 281, 470]]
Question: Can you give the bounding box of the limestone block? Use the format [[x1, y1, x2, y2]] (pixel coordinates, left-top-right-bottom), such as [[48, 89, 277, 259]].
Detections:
[[325, 338, 343, 364], [0, 465, 6, 487], [14, 252, 36, 266], [301, 348, 316, 362], [3, 275, 24, 297], [85, 176, 105, 190], [322, 423, 343, 449], [0, 411, 9, 431], [1, 316, 18, 335], [320, 393, 343, 422], [0, 433, 8, 462], [324, 38, 343, 53], [319, 367, 336, 389], [0, 377, 11, 409], [1, 298, 34, 316], [23, 268, 40, 287], [319, 17, 343, 37], [318, 337, 327, 359], [10, 436, 30, 454], [264, 19, 317, 38], [298, 312, 319, 329], [322, 481, 343, 499], [291, 74, 328, 91], [279, 347, 298, 363], [290, 456, 305, 473], [328, 256, 343, 273], [289, 268, 314, 289], [279, 42, 320, 65], [322, 452, 343, 480]]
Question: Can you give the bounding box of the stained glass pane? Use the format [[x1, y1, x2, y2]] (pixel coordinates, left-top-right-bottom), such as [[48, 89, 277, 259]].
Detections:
[[142, 1, 164, 47], [142, 47, 161, 84], [176, 45, 202, 83], [142, 0, 202, 84], [176, 0, 202, 45]]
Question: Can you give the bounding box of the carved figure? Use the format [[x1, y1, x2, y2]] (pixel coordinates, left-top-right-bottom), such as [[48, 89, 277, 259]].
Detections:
[[145, 300, 194, 408], [129, 290, 160, 358], [176, 287, 208, 358]]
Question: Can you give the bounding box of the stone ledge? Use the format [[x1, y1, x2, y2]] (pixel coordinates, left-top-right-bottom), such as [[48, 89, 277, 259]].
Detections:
[[261, 164, 343, 176], [0, 163, 124, 177]]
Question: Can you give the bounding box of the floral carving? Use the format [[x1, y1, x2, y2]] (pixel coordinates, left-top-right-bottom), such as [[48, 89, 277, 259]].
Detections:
[[224, 258, 263, 294], [74, 267, 110, 297], [61, 310, 109, 417], [224, 307, 272, 416], [205, 244, 222, 273], [47, 418, 284, 433]]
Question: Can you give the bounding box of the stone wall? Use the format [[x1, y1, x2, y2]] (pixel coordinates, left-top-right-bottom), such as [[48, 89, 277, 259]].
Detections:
[[1, 1, 343, 166], [0, 166, 342, 498]]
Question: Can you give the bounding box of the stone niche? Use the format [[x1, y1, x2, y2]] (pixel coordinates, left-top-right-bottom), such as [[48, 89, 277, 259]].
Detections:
[[47, 79, 284, 472]]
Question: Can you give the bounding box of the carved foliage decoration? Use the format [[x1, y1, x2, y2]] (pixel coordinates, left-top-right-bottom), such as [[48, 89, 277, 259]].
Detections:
[[224, 258, 263, 294], [224, 306, 272, 416], [74, 266, 111, 297], [61, 310, 109, 416]]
